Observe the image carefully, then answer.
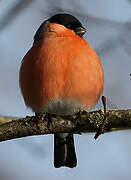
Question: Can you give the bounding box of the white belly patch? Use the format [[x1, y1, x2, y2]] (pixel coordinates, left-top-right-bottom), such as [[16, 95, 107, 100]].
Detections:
[[43, 98, 88, 115]]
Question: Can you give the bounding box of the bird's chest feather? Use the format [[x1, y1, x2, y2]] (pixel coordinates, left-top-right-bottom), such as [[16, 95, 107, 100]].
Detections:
[[20, 35, 104, 114]]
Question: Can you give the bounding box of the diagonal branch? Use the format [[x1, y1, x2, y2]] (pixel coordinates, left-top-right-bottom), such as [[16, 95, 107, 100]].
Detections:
[[0, 109, 131, 142]]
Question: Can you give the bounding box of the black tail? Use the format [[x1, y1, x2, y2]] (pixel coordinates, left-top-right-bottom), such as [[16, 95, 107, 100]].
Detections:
[[54, 133, 77, 168]]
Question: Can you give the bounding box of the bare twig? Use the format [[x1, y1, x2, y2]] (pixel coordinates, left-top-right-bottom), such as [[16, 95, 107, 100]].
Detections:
[[0, 109, 131, 142], [94, 96, 107, 139]]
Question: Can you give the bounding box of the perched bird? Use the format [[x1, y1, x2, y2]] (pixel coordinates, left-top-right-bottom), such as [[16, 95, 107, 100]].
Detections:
[[19, 13, 104, 168]]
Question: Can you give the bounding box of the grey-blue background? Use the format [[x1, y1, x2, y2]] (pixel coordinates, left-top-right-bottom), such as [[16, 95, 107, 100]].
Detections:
[[0, 0, 131, 179]]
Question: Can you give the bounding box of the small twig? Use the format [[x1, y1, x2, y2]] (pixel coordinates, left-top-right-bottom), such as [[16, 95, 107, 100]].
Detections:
[[94, 96, 108, 139]]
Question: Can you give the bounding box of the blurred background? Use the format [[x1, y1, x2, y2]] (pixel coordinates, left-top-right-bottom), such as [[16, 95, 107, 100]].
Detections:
[[0, 0, 131, 179]]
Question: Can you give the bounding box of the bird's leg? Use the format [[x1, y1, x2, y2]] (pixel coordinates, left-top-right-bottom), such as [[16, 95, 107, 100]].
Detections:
[[45, 113, 52, 130], [73, 110, 84, 135], [94, 96, 107, 139]]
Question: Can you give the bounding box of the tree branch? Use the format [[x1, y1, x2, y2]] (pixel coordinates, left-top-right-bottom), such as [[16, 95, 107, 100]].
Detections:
[[0, 109, 131, 142]]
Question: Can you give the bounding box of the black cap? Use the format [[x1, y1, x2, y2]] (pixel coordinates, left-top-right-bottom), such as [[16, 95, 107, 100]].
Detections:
[[49, 13, 86, 36]]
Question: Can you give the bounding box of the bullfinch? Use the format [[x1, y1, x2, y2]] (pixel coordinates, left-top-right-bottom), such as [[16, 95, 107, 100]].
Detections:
[[19, 13, 104, 168]]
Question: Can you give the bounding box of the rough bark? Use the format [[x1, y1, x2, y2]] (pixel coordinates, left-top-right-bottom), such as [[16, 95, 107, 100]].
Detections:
[[0, 109, 131, 142]]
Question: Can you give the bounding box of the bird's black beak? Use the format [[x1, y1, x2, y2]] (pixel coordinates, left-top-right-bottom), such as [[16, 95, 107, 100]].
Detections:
[[75, 26, 86, 36]]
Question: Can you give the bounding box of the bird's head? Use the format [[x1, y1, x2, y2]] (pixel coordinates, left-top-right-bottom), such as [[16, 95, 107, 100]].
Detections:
[[34, 13, 86, 42]]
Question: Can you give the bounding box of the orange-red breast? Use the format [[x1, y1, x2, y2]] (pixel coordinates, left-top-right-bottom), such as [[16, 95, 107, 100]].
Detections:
[[19, 14, 104, 168]]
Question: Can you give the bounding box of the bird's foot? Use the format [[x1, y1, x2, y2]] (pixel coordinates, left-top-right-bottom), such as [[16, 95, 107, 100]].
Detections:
[[35, 112, 51, 130], [35, 112, 44, 123]]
